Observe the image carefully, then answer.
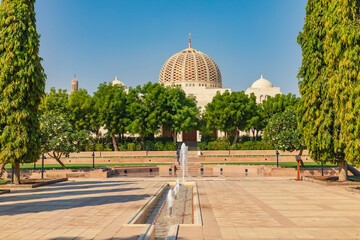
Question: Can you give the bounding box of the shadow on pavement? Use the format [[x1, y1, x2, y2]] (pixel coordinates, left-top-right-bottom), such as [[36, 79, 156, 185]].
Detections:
[[0, 191, 151, 216], [0, 187, 143, 203]]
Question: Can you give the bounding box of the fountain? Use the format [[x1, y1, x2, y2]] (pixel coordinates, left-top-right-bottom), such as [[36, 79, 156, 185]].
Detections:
[[180, 143, 188, 184], [174, 179, 180, 197], [167, 189, 175, 217], [128, 144, 201, 239]]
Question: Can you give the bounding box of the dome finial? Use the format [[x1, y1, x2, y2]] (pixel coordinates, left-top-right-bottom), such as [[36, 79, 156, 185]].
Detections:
[[189, 33, 191, 48], [261, 74, 263, 79]]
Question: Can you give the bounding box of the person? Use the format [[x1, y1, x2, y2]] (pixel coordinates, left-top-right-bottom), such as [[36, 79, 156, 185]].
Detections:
[[176, 144, 181, 164]]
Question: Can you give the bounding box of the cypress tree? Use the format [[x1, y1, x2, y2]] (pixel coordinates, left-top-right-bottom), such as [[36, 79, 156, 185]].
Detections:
[[0, 0, 46, 184], [298, 0, 360, 181]]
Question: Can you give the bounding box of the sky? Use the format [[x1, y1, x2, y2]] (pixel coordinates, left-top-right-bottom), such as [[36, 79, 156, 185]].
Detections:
[[30, 0, 307, 95]]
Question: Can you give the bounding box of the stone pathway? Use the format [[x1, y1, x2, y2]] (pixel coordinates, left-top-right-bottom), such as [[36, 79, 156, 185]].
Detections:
[[0, 179, 163, 240], [191, 178, 360, 240], [0, 177, 359, 239]]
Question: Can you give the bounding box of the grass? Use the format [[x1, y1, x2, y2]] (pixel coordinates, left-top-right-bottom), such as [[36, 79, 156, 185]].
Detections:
[[349, 176, 360, 181], [0, 179, 10, 184], [4, 162, 172, 170], [201, 162, 337, 167]]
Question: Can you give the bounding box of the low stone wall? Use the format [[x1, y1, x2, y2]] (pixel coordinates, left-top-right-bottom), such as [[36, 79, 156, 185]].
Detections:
[[35, 155, 312, 165], [2, 168, 110, 179], [200, 150, 309, 156], [35, 157, 177, 165], [36, 150, 312, 165], [195, 155, 313, 163], [2, 164, 351, 179]]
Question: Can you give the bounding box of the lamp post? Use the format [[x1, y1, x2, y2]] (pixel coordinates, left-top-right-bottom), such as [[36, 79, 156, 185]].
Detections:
[[41, 153, 47, 179], [321, 162, 324, 176], [276, 150, 279, 168], [228, 143, 230, 157], [11, 165, 14, 184], [92, 151, 95, 168]]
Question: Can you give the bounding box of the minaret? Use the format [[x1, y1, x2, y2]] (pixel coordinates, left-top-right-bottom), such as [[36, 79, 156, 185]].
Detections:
[[189, 33, 191, 48], [71, 74, 78, 93]]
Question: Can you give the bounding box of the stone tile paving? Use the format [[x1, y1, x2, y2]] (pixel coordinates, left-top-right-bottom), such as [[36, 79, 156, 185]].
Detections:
[[197, 177, 360, 240], [0, 177, 360, 239], [0, 179, 163, 240]]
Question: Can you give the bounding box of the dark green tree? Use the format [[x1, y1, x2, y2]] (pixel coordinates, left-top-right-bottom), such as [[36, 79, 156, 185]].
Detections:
[[204, 91, 257, 145], [93, 83, 128, 151], [298, 0, 360, 181], [162, 87, 200, 143], [0, 0, 46, 184], [127, 82, 166, 149]]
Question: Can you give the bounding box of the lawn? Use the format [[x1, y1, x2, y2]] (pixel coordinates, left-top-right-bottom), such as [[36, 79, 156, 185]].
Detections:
[[349, 176, 360, 181], [201, 162, 337, 167], [0, 179, 10, 184], [4, 162, 172, 170]]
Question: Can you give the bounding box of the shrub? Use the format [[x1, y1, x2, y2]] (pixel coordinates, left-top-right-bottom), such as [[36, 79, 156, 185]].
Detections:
[[154, 141, 164, 151], [119, 143, 127, 151], [127, 142, 136, 151], [207, 141, 228, 150], [163, 142, 177, 151], [135, 142, 142, 151]]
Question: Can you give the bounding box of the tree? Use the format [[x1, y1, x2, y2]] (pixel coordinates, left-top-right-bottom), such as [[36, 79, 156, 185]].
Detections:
[[263, 109, 306, 155], [127, 82, 166, 149], [298, 0, 360, 181], [68, 89, 94, 132], [260, 93, 299, 127], [0, 0, 46, 184], [40, 87, 69, 117], [39, 112, 90, 169], [204, 91, 257, 145], [93, 83, 128, 151], [246, 103, 262, 141], [162, 87, 200, 143]]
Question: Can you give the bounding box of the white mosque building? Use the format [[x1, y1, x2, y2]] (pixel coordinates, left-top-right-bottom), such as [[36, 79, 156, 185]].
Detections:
[[71, 36, 282, 141]]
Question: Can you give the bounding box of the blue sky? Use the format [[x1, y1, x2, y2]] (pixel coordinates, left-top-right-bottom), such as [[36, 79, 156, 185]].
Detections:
[[31, 0, 306, 95]]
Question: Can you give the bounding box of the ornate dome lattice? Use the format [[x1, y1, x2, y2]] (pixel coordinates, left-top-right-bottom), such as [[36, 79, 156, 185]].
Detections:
[[159, 36, 222, 88]]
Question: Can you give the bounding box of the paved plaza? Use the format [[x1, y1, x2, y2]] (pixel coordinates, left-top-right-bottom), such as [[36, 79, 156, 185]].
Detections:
[[0, 177, 359, 240]]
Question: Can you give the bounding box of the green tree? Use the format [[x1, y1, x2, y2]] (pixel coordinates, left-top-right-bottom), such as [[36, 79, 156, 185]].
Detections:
[[246, 103, 262, 141], [263, 109, 306, 155], [162, 87, 200, 143], [204, 91, 257, 145], [93, 83, 128, 151], [298, 0, 360, 181], [0, 0, 46, 184], [40, 87, 69, 117], [127, 82, 166, 149], [40, 112, 90, 168], [260, 93, 299, 126], [68, 89, 94, 132]]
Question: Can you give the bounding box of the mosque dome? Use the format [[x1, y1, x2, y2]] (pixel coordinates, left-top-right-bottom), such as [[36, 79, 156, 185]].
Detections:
[[159, 35, 222, 88], [251, 75, 273, 88], [111, 76, 127, 89]]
